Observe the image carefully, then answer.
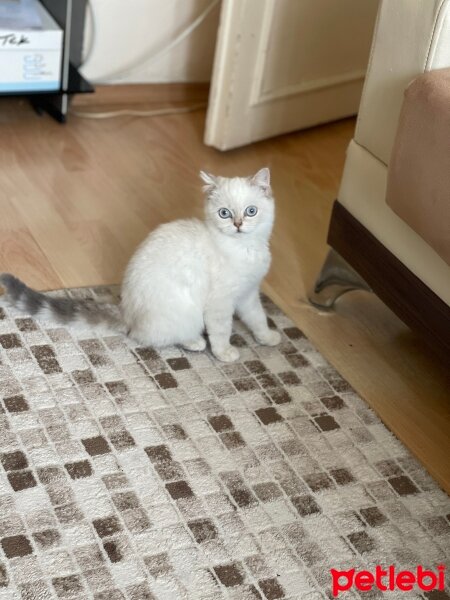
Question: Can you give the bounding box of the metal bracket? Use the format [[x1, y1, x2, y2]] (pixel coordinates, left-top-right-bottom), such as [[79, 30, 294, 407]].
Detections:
[[308, 248, 372, 309]]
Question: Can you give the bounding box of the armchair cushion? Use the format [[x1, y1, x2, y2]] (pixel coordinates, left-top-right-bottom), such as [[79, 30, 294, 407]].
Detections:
[[386, 68, 450, 266]]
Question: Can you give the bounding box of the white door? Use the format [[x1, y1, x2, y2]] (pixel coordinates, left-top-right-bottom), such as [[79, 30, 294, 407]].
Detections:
[[205, 0, 379, 150]]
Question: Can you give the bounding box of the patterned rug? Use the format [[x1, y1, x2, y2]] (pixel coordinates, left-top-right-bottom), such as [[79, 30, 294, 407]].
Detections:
[[0, 286, 448, 600]]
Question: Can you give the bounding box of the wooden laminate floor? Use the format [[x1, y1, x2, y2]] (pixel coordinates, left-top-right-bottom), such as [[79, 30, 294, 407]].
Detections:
[[1, 95, 449, 491]]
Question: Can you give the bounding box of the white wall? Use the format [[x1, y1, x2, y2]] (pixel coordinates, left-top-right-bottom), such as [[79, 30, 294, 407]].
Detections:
[[81, 0, 221, 84]]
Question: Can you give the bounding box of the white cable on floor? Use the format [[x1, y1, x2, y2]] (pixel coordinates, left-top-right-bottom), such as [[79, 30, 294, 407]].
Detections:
[[71, 102, 206, 119], [87, 0, 220, 84]]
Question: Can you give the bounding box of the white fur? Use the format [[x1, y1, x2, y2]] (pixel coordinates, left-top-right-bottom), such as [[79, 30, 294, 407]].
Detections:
[[121, 168, 281, 362]]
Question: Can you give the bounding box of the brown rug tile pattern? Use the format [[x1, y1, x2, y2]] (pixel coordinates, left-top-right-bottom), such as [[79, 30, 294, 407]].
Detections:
[[0, 286, 449, 600]]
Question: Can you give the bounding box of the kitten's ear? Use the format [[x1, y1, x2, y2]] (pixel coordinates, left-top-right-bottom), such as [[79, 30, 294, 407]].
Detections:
[[200, 171, 219, 192], [251, 167, 271, 192]]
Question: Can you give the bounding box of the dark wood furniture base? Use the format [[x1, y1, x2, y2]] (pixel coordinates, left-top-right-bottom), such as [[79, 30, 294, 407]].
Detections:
[[327, 201, 450, 363]]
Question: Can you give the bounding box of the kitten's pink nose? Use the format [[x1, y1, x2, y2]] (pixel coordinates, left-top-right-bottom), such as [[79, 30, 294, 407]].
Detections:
[[234, 219, 243, 230]]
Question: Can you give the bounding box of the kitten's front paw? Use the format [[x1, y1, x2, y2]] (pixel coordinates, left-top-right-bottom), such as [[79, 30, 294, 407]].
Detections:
[[182, 337, 207, 352], [213, 346, 240, 363], [256, 330, 281, 346]]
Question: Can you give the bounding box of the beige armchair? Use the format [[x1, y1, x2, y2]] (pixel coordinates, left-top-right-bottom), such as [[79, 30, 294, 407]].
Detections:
[[310, 0, 450, 361]]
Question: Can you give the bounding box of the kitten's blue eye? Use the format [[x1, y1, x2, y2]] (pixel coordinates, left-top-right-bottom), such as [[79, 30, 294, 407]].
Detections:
[[245, 205, 258, 217], [218, 208, 231, 219]]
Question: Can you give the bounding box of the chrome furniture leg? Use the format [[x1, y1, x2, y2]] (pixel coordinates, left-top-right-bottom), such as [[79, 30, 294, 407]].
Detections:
[[308, 249, 371, 309]]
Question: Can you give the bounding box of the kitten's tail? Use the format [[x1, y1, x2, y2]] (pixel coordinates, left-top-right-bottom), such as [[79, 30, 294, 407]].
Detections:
[[0, 273, 124, 332]]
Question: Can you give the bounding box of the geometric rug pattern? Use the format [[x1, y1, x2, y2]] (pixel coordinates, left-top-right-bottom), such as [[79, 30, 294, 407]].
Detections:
[[0, 286, 448, 600]]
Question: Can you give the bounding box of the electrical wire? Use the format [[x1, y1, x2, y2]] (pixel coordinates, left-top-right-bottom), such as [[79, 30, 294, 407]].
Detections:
[[75, 1, 217, 118], [89, 0, 220, 83], [81, 0, 96, 67], [71, 102, 206, 119]]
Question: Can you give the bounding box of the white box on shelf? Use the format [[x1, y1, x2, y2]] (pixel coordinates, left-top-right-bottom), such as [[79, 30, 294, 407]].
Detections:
[[0, 0, 63, 93]]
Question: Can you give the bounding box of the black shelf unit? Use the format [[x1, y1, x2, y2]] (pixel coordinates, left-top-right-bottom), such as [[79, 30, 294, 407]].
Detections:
[[1, 0, 94, 122]]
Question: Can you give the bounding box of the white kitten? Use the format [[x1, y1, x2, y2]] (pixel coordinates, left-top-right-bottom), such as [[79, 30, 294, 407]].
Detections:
[[0, 168, 281, 362], [121, 167, 281, 361]]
